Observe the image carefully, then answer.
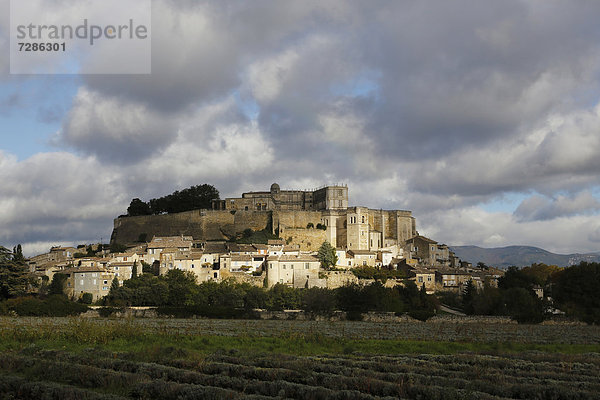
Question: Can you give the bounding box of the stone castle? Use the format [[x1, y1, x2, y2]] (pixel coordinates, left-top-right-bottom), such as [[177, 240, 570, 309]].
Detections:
[[111, 183, 416, 252]]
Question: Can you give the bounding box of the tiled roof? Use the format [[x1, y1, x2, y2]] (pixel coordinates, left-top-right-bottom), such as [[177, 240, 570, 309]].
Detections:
[[148, 236, 193, 249], [269, 254, 320, 263]]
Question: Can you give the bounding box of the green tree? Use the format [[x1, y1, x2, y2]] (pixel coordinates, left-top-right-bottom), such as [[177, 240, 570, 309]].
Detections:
[[127, 198, 151, 216], [267, 284, 301, 311], [317, 241, 338, 270], [12, 244, 25, 263], [164, 269, 198, 306], [48, 273, 68, 296], [132, 261, 138, 278], [302, 287, 336, 316], [148, 184, 220, 214], [552, 262, 600, 324], [79, 293, 93, 304], [0, 246, 34, 300], [462, 279, 476, 315], [503, 287, 544, 323], [243, 285, 269, 310]]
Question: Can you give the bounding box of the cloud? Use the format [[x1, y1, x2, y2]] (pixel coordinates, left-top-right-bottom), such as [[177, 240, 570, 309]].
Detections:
[[514, 192, 600, 222], [418, 206, 600, 255], [0, 151, 123, 254], [55, 87, 177, 164]]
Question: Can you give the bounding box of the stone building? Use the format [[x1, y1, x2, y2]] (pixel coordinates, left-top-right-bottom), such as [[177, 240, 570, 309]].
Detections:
[[266, 254, 322, 288], [212, 183, 348, 212], [62, 267, 115, 301]]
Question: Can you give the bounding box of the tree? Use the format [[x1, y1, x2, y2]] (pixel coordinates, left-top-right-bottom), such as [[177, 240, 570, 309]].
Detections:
[[462, 279, 476, 315], [267, 284, 301, 311], [12, 244, 25, 263], [127, 198, 152, 216], [132, 261, 138, 278], [164, 269, 198, 306], [48, 273, 68, 296], [317, 241, 338, 270], [0, 246, 34, 300], [552, 262, 600, 324], [503, 287, 544, 324], [302, 287, 336, 316]]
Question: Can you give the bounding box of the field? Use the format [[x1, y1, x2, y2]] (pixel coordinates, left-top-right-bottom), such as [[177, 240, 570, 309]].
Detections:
[[1, 317, 599, 399]]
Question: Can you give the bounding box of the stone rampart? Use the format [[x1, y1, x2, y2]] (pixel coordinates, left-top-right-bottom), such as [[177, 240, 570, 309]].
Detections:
[[279, 228, 327, 251], [273, 210, 323, 231], [111, 210, 270, 244]]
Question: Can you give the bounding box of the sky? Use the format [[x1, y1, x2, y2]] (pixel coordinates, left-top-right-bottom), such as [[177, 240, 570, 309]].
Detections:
[[2, 0, 600, 257]]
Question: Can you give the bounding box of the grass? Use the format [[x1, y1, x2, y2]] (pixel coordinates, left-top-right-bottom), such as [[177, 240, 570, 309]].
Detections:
[[1, 317, 599, 360]]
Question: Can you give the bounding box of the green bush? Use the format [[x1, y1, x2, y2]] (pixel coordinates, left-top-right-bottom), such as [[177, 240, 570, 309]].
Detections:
[[0, 295, 88, 316], [80, 293, 93, 304]]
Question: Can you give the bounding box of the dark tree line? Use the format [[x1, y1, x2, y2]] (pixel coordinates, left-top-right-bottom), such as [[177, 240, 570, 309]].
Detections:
[[460, 262, 600, 324], [127, 184, 220, 216], [104, 269, 438, 320]]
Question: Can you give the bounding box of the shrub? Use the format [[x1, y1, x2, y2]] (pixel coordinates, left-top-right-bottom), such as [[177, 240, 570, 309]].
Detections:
[[80, 293, 93, 304], [0, 295, 88, 316]]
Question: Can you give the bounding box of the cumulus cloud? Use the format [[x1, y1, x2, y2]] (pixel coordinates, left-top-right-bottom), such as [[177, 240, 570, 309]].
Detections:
[[55, 87, 177, 164], [0, 151, 123, 254], [418, 206, 600, 255], [514, 192, 600, 222]]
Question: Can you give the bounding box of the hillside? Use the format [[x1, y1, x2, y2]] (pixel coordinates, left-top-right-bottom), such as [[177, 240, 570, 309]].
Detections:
[[450, 245, 600, 268]]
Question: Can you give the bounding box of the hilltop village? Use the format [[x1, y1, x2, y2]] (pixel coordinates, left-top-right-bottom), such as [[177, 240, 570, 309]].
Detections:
[[28, 183, 504, 302]]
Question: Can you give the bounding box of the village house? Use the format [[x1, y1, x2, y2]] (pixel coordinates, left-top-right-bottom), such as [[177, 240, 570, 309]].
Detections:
[[168, 251, 220, 283], [347, 250, 377, 267], [146, 235, 193, 264], [266, 254, 322, 288], [62, 266, 115, 302]]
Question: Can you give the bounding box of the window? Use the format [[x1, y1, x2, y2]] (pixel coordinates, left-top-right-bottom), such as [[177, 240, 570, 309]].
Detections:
[[191, 264, 195, 268], [80, 279, 84, 285], [103, 280, 108, 284], [427, 276, 432, 281], [280, 279, 283, 284], [282, 265, 286, 269], [305, 263, 310, 269], [115, 267, 119, 270], [362, 216, 365, 223], [363, 261, 367, 266], [92, 273, 97, 277], [102, 286, 109, 291], [93, 279, 97, 285], [214, 272, 218, 279], [418, 277, 423, 283]]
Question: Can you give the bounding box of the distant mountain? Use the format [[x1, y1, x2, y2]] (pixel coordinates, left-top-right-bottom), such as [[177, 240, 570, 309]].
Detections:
[[449, 245, 600, 269]]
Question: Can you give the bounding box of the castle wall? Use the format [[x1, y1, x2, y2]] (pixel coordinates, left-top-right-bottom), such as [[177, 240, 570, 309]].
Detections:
[[279, 228, 327, 251], [111, 210, 270, 245], [273, 210, 323, 231]]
